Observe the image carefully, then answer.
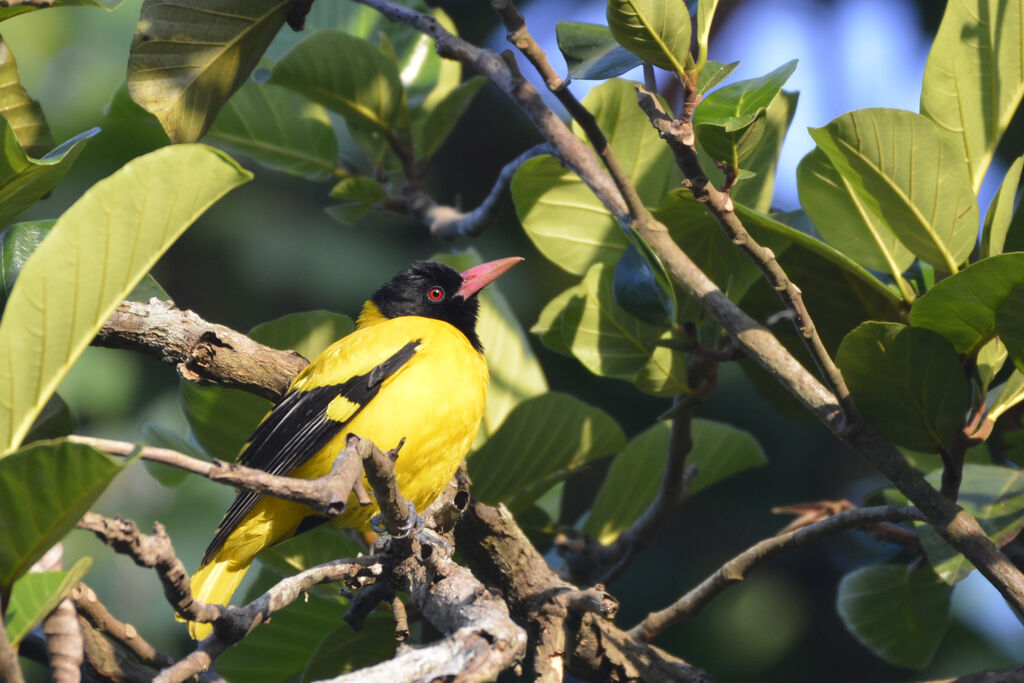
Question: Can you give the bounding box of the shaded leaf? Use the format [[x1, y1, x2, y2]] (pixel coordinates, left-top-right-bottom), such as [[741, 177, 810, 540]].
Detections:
[[613, 242, 673, 326], [584, 419, 764, 544], [5, 556, 91, 645], [732, 90, 798, 213], [0, 0, 120, 21], [809, 108, 978, 273], [836, 323, 968, 452], [127, 0, 291, 143], [413, 76, 485, 160], [206, 68, 338, 181], [997, 284, 1024, 375], [0, 145, 250, 453], [0, 37, 53, 157], [467, 392, 625, 510], [0, 441, 125, 593], [555, 21, 643, 80], [258, 524, 363, 578], [0, 120, 97, 228], [921, 0, 1024, 192], [139, 421, 202, 487], [606, 0, 692, 75], [909, 253, 1024, 354], [837, 564, 951, 669], [981, 155, 1024, 258], [23, 393, 73, 445], [301, 616, 396, 681], [531, 284, 578, 356]]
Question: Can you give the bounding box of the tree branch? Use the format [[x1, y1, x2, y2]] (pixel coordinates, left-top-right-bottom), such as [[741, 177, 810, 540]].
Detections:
[[0, 609, 24, 683], [71, 584, 175, 671], [628, 505, 926, 641]]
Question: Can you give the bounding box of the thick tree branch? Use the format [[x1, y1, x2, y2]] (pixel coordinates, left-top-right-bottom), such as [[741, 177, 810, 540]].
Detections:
[[0, 609, 24, 683], [42, 597, 82, 683], [71, 584, 175, 671], [628, 505, 926, 641]]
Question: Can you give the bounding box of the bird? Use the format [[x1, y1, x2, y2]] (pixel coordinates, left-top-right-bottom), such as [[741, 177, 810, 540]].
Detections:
[[187, 257, 522, 639]]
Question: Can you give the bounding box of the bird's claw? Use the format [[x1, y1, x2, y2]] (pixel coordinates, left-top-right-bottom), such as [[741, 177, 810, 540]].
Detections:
[[370, 500, 419, 537]]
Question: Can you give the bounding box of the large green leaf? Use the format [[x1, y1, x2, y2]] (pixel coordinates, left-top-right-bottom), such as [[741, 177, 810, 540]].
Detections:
[[909, 253, 1024, 354], [5, 556, 91, 645], [560, 263, 688, 396], [182, 311, 353, 461], [467, 392, 625, 510], [693, 60, 797, 169], [514, 78, 679, 275], [584, 419, 764, 544], [0, 38, 53, 157], [809, 109, 978, 273], [997, 284, 1024, 374], [434, 252, 547, 443], [127, 0, 291, 143], [916, 464, 1024, 585], [0, 119, 97, 228], [270, 30, 404, 136], [732, 90, 798, 213], [837, 564, 952, 669], [532, 284, 577, 356], [980, 155, 1024, 258], [0, 440, 125, 593], [921, 0, 1024, 193], [555, 21, 643, 80], [606, 0, 692, 75], [205, 68, 338, 181], [0, 144, 251, 453], [216, 568, 350, 683], [797, 148, 916, 280], [0, 0, 121, 21], [413, 76, 485, 161], [836, 322, 968, 452], [300, 617, 396, 682]]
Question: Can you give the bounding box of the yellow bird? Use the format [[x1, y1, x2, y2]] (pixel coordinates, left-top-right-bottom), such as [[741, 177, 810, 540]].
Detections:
[[188, 257, 521, 639]]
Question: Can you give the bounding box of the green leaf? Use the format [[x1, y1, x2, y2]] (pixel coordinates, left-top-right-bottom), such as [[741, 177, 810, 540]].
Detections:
[[514, 79, 680, 275], [837, 564, 952, 669], [217, 568, 349, 683], [0, 145, 250, 454], [695, 0, 718, 68], [24, 394, 73, 445], [467, 392, 625, 510], [0, 440, 125, 593], [0, 38, 53, 157], [606, 0, 692, 75], [797, 147, 916, 280], [921, 0, 1024, 193], [0, 0, 121, 21], [0, 119, 97, 228], [980, 155, 1024, 258], [258, 524, 363, 578], [270, 30, 404, 135], [434, 251, 547, 442], [909, 253, 1024, 354], [836, 323, 968, 452], [182, 311, 352, 461], [413, 76, 485, 161], [808, 109, 978, 273], [613, 243, 674, 326], [693, 60, 797, 168], [127, 0, 291, 143], [989, 370, 1024, 423], [975, 337, 1007, 396], [139, 421, 202, 487], [555, 21, 643, 80], [301, 617, 396, 681], [696, 60, 738, 95], [997, 284, 1024, 375], [584, 419, 764, 544], [561, 263, 688, 396], [732, 90, 798, 213], [329, 176, 387, 203], [917, 465, 1024, 584], [205, 68, 338, 181], [5, 556, 91, 646], [531, 284, 578, 356]]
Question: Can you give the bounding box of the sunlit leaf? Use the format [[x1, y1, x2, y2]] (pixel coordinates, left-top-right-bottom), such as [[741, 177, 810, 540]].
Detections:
[[837, 564, 951, 669], [921, 0, 1024, 192], [0, 145, 250, 453], [695, 0, 718, 67], [0, 37, 53, 157], [0, 0, 120, 21], [696, 60, 738, 95], [732, 90, 798, 213], [997, 284, 1024, 375], [128, 0, 291, 143], [5, 556, 91, 645], [606, 0, 692, 75], [556, 21, 643, 80]]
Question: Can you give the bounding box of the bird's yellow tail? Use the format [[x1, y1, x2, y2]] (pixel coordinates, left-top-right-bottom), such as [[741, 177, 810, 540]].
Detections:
[[187, 556, 251, 640]]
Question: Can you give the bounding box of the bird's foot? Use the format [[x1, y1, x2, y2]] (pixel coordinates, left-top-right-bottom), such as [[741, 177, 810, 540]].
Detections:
[[370, 500, 419, 537], [369, 502, 452, 557]]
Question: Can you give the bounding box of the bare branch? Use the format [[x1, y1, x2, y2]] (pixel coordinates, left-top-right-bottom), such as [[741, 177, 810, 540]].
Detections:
[[42, 597, 82, 683], [0, 609, 25, 683], [72, 584, 175, 671], [628, 505, 925, 641]]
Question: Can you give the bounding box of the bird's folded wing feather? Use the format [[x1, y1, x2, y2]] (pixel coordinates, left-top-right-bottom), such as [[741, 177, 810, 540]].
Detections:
[[200, 339, 420, 565]]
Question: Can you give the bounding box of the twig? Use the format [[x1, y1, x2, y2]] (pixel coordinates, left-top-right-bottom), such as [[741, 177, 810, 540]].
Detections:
[[628, 505, 925, 641], [0, 609, 25, 683], [95, 299, 308, 401], [403, 144, 553, 239], [67, 434, 369, 518], [71, 583, 175, 670]]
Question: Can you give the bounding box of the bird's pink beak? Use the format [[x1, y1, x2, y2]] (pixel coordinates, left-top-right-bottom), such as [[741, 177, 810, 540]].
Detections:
[[457, 257, 523, 299]]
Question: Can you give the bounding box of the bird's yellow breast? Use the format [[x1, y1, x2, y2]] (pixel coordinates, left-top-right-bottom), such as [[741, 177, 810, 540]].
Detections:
[[276, 314, 487, 531]]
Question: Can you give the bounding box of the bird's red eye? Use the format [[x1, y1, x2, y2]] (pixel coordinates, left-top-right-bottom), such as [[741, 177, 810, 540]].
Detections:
[[427, 286, 445, 301]]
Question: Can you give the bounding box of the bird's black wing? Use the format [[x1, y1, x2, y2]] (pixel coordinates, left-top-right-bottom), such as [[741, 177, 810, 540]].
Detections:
[[201, 340, 420, 565]]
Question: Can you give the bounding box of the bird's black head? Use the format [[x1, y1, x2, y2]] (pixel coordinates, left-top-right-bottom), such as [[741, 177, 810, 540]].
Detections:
[[369, 258, 522, 351]]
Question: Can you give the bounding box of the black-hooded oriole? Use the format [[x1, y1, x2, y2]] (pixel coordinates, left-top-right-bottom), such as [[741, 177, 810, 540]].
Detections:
[[188, 257, 521, 639]]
